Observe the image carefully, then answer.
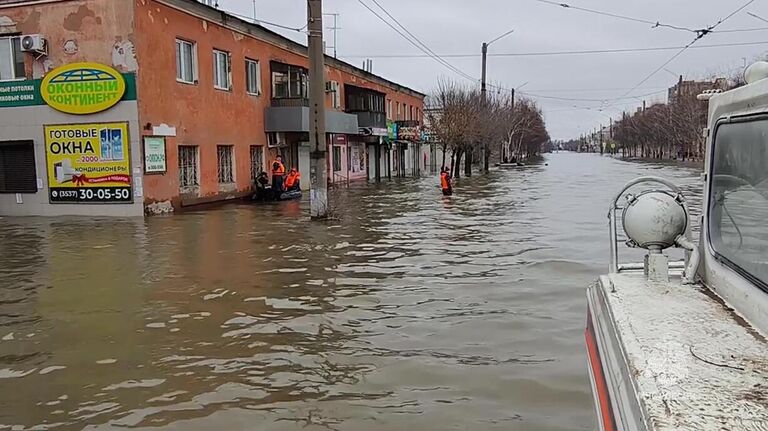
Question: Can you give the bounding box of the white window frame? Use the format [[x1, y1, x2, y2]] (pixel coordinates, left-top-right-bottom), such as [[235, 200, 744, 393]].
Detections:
[[217, 145, 235, 184], [387, 99, 392, 120], [396, 102, 401, 120], [175, 38, 198, 84], [0, 36, 24, 82], [245, 58, 261, 96], [330, 81, 341, 109], [213, 49, 232, 91]]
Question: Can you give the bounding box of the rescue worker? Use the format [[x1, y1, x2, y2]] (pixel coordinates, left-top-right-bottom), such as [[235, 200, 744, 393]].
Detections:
[[253, 171, 271, 201], [440, 167, 453, 196], [285, 168, 301, 191], [271, 155, 286, 197]]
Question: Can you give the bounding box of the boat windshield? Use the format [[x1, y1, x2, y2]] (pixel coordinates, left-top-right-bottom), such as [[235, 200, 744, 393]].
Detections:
[[709, 118, 768, 289]]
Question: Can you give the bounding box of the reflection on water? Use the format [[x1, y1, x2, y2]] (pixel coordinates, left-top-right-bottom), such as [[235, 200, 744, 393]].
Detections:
[[0, 153, 702, 431]]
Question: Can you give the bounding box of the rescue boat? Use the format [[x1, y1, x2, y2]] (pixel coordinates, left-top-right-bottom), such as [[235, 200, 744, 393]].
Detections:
[[586, 62, 768, 430]]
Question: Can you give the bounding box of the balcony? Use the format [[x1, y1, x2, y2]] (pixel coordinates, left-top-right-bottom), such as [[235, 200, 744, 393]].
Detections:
[[271, 97, 309, 108], [265, 106, 359, 134], [350, 111, 386, 129]]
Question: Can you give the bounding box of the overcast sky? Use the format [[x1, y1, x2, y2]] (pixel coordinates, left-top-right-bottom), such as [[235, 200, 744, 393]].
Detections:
[[220, 0, 768, 140]]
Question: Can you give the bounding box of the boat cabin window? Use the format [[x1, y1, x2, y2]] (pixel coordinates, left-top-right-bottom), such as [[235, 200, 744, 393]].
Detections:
[[709, 118, 768, 289]]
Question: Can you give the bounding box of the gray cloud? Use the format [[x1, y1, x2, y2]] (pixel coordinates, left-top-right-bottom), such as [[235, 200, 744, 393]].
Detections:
[[222, 0, 768, 139]]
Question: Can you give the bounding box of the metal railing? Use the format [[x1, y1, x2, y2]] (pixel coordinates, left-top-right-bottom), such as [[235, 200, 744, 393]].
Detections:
[[331, 172, 349, 187], [608, 176, 695, 278], [270, 97, 309, 108]]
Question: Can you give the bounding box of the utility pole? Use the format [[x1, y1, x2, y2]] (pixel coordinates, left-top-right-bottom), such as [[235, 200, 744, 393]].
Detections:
[[308, 0, 328, 219], [479, 29, 513, 171], [599, 124, 604, 155], [481, 42, 488, 99]]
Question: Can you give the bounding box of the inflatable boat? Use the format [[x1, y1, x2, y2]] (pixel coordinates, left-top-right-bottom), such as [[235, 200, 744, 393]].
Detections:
[[250, 187, 302, 202]]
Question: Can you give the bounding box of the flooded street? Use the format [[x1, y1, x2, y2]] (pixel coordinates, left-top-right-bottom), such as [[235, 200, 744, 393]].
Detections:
[[0, 152, 702, 431]]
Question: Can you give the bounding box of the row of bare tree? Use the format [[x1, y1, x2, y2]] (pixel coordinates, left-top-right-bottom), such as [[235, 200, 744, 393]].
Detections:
[[425, 80, 550, 178], [611, 96, 709, 161]]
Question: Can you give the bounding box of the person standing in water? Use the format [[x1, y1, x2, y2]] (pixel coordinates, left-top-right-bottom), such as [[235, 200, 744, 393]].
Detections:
[[271, 155, 286, 198], [440, 167, 453, 196]]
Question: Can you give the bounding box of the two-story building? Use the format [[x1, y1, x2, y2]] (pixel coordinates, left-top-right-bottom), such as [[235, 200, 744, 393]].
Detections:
[[0, 0, 425, 216]]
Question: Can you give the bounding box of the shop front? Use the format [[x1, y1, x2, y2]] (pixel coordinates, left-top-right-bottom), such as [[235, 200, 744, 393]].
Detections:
[[395, 121, 423, 177], [0, 62, 143, 216]]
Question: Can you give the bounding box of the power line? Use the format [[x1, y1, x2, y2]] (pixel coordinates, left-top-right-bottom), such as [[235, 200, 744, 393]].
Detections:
[[339, 40, 768, 59], [533, 0, 764, 36], [612, 0, 756, 104], [533, 0, 696, 33], [717, 27, 768, 33], [224, 9, 307, 32], [356, 0, 477, 82], [524, 86, 668, 93], [517, 89, 668, 103], [368, 0, 473, 79]]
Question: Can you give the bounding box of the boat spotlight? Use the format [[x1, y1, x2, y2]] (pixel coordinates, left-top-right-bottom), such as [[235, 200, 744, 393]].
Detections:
[[622, 190, 687, 252], [745, 61, 768, 85], [608, 177, 699, 284]]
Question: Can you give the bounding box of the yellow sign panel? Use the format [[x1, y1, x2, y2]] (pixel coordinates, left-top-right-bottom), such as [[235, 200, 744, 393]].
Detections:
[[41, 62, 126, 115], [44, 123, 132, 203]]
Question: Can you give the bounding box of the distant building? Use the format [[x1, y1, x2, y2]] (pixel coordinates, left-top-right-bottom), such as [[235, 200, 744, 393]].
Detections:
[[668, 76, 728, 105]]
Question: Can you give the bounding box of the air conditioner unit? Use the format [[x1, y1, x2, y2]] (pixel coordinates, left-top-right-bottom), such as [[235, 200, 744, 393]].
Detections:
[[20, 34, 47, 55]]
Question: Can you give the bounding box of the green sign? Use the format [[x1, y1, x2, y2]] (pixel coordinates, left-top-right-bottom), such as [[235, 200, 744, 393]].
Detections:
[[387, 121, 398, 140], [0, 73, 137, 109], [0, 81, 41, 107]]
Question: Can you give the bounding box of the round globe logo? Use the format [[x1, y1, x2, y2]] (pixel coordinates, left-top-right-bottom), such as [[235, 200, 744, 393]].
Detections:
[[41, 62, 126, 115]]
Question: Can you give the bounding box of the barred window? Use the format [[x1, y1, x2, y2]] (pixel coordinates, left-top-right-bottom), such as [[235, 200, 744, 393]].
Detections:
[[217, 145, 234, 183], [250, 145, 263, 182], [178, 145, 199, 189]]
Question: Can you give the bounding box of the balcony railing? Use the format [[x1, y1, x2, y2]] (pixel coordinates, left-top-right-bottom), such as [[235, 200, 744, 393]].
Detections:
[[271, 97, 309, 108]]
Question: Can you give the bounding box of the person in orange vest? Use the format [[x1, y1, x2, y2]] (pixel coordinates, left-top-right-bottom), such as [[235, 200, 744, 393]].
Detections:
[[285, 168, 301, 191], [271, 155, 286, 197], [440, 166, 453, 196]]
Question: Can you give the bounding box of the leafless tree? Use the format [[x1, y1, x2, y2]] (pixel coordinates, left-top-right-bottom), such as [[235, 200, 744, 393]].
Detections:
[[426, 80, 549, 177]]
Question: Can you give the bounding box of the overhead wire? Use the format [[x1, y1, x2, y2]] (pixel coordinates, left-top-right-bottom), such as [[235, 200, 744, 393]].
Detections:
[[223, 9, 308, 32], [533, 0, 763, 35], [339, 40, 768, 59], [356, 0, 477, 82], [611, 0, 756, 104], [533, 0, 697, 33]]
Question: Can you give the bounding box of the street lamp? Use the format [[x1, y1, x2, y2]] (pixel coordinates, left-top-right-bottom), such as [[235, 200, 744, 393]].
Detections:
[[481, 28, 514, 171], [481, 28, 515, 98]]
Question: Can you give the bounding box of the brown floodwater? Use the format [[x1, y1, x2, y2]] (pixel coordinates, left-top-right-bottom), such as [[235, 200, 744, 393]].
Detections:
[[0, 152, 702, 431]]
